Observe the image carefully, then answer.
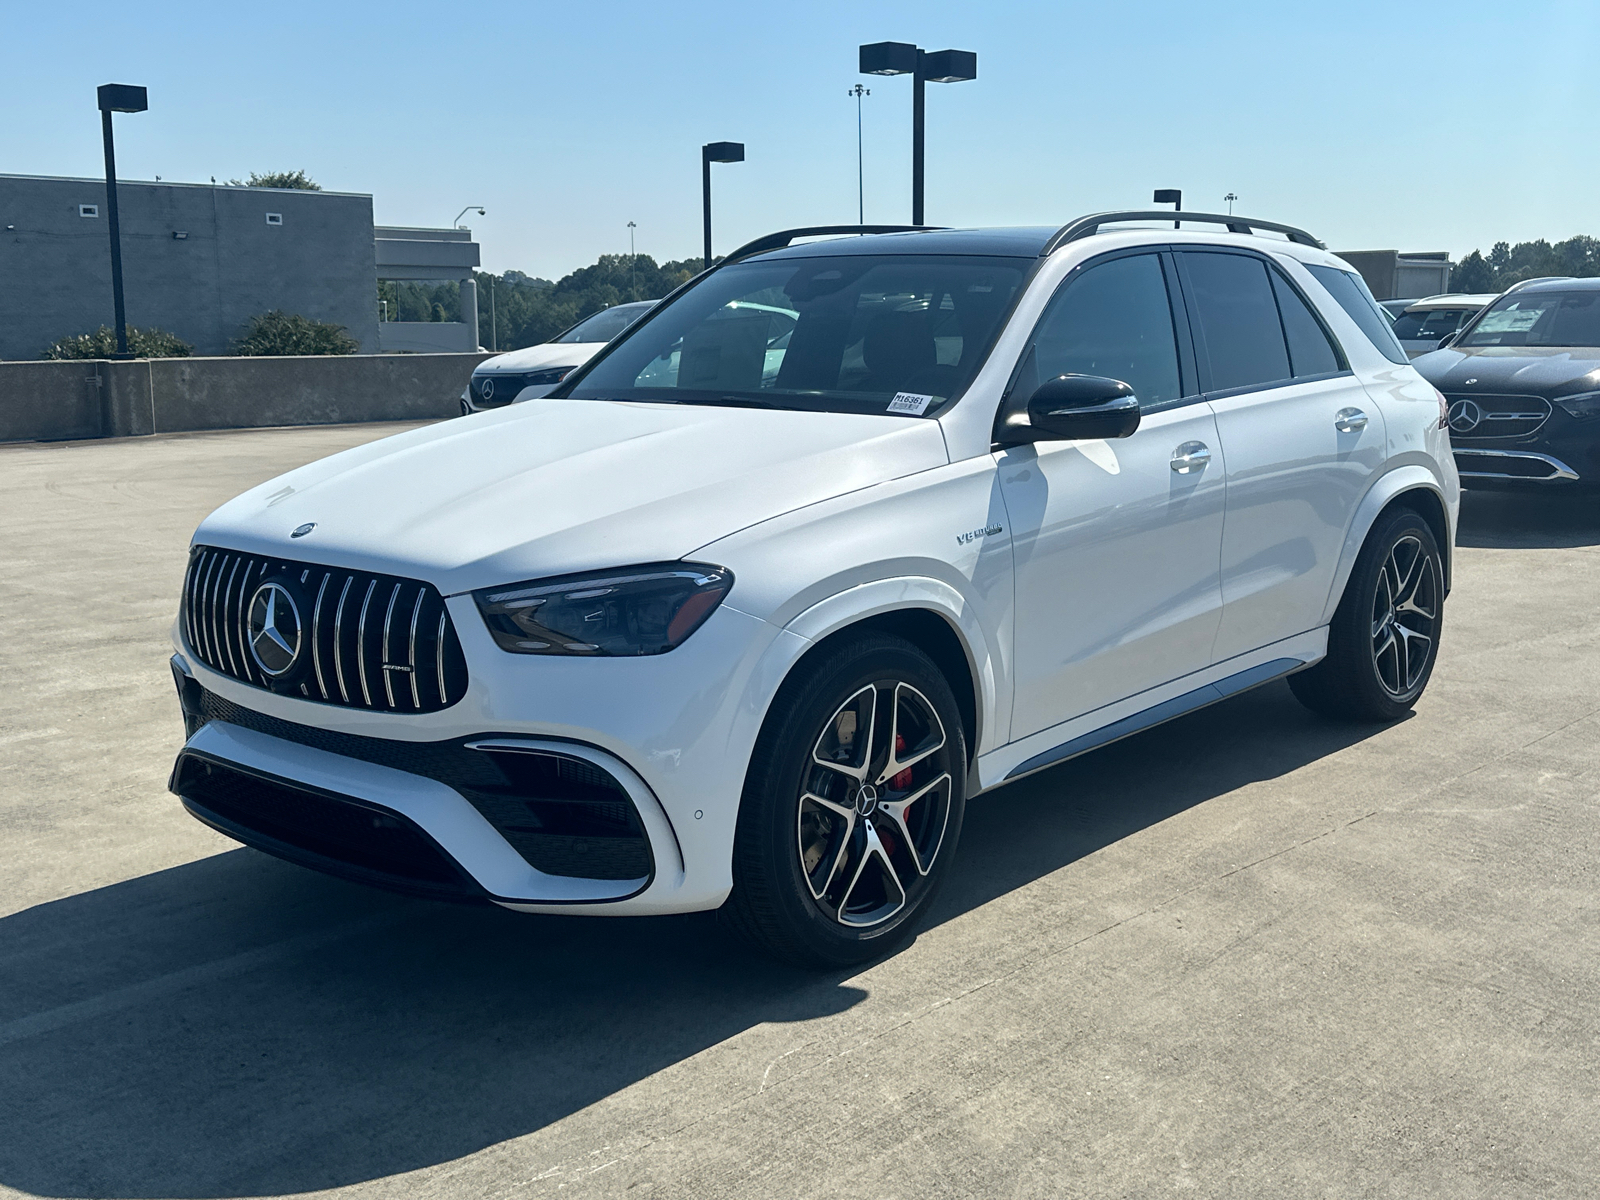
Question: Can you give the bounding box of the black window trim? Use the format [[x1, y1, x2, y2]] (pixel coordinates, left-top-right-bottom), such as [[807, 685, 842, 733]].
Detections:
[[1171, 247, 1353, 401], [994, 246, 1205, 438]]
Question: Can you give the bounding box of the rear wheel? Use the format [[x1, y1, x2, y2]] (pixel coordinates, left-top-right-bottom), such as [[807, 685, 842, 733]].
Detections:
[[1290, 506, 1444, 722], [722, 633, 966, 968]]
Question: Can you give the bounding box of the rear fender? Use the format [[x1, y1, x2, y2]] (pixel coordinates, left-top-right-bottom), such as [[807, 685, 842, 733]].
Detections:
[[1320, 466, 1453, 626]]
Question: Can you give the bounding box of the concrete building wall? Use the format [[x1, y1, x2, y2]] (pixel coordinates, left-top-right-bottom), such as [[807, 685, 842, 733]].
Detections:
[[0, 175, 379, 360]]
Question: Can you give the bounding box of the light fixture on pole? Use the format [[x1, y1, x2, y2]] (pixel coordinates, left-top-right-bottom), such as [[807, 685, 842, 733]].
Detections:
[[859, 41, 976, 226], [1154, 188, 1182, 229], [627, 220, 637, 300], [97, 83, 147, 359], [454, 205, 485, 229], [847, 83, 870, 224], [1223, 192, 1238, 216], [702, 141, 744, 270]]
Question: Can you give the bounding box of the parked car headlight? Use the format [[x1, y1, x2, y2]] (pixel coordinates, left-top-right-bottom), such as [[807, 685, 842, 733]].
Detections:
[[1556, 392, 1600, 420], [474, 564, 733, 656]]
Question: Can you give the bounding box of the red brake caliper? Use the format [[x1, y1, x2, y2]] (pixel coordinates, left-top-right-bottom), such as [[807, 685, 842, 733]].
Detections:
[[892, 734, 913, 791]]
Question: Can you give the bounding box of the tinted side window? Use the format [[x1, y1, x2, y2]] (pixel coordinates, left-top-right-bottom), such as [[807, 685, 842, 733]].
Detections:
[[1270, 270, 1342, 376], [1015, 254, 1182, 407], [1306, 265, 1409, 364], [1183, 252, 1292, 392]]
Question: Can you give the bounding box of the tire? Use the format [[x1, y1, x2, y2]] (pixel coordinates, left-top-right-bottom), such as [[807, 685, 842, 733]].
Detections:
[[1289, 506, 1444, 722], [721, 632, 967, 968]]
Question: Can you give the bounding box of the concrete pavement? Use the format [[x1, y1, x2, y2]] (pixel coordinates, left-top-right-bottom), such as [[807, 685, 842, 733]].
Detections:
[[1, 423, 1596, 1198]]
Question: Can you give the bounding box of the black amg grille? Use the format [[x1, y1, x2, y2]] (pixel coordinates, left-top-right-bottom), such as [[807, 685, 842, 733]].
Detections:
[[182, 687, 654, 884], [173, 753, 485, 903], [1444, 393, 1552, 440], [182, 546, 468, 713]]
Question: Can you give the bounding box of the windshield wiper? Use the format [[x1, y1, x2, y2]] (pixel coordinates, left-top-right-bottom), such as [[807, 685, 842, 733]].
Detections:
[[705, 395, 781, 409]]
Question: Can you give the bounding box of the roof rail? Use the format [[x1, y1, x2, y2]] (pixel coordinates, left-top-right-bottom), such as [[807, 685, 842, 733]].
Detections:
[[721, 224, 944, 265], [1503, 276, 1572, 293], [1042, 210, 1325, 256]]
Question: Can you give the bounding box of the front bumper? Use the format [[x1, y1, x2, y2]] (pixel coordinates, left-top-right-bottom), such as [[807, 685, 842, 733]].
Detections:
[[1453, 447, 1581, 485], [170, 597, 801, 914]]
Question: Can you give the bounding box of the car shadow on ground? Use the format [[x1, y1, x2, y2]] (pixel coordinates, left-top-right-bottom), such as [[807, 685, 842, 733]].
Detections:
[[0, 681, 1387, 1199], [1455, 487, 1600, 549]]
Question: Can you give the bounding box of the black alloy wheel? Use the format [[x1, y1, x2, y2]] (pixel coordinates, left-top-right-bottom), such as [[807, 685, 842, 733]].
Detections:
[[723, 633, 966, 967], [1289, 506, 1444, 722]]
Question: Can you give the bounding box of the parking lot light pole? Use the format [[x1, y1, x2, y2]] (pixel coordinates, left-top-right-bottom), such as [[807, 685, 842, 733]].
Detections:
[[1154, 188, 1182, 229], [702, 142, 744, 270], [97, 83, 148, 359], [859, 42, 976, 226]]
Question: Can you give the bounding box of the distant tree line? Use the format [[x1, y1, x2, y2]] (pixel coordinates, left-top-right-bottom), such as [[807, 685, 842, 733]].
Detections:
[[381, 253, 705, 349], [1452, 236, 1600, 292]]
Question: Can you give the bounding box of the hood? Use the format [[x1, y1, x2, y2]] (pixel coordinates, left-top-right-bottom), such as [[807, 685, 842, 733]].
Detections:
[[194, 400, 949, 595], [475, 342, 601, 373], [1413, 345, 1600, 395]]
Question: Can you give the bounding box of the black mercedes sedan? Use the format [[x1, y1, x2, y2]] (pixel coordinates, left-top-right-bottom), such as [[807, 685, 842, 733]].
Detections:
[[1413, 278, 1600, 490]]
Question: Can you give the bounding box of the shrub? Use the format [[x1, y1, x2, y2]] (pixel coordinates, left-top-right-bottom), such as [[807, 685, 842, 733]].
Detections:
[[230, 170, 321, 190], [44, 325, 193, 359], [232, 311, 360, 356]]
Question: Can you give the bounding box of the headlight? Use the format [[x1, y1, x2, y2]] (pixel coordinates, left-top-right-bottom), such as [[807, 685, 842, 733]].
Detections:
[[523, 366, 577, 386], [1557, 392, 1600, 420], [474, 563, 733, 656]]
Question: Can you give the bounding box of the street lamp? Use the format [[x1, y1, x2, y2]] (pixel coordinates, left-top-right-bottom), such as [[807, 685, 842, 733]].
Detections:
[[97, 83, 147, 358], [627, 221, 640, 299], [454, 205, 485, 229], [1223, 192, 1238, 216], [1154, 188, 1182, 229], [702, 141, 744, 270], [859, 41, 977, 226], [847, 83, 870, 224]]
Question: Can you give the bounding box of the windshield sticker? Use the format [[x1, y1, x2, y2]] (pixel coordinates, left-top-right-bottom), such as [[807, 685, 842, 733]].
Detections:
[[887, 392, 934, 416]]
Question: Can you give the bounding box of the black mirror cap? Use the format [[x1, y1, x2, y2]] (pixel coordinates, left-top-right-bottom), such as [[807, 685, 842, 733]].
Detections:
[[1018, 374, 1141, 442]]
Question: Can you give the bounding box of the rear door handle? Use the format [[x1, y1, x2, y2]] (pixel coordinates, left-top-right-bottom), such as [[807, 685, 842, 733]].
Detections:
[[1170, 441, 1211, 474], [1335, 407, 1369, 433]]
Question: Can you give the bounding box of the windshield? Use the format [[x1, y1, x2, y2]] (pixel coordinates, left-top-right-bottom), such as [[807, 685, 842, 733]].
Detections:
[[554, 304, 652, 345], [1392, 307, 1477, 341], [1459, 291, 1600, 348], [565, 254, 1028, 416]]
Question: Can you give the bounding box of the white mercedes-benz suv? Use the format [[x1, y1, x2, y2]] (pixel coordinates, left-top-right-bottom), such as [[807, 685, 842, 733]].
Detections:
[[169, 213, 1457, 967]]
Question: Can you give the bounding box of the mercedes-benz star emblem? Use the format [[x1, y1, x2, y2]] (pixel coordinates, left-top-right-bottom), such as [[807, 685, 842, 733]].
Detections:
[[1448, 399, 1483, 433], [290, 522, 315, 538], [247, 582, 303, 677], [479, 377, 494, 401], [855, 783, 879, 817], [1463, 378, 1478, 385]]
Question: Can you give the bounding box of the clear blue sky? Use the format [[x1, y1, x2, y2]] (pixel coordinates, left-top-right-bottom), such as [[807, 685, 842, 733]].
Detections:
[[3, 0, 1596, 279]]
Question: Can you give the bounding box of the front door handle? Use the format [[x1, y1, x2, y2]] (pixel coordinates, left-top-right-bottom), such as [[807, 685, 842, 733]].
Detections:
[[1335, 407, 1369, 433], [1170, 441, 1211, 474]]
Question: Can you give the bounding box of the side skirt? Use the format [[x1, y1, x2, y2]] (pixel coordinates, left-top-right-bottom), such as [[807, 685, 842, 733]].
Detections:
[[974, 628, 1327, 791]]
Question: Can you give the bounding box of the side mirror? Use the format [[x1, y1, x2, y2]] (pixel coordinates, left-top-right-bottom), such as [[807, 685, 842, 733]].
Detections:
[[999, 374, 1140, 444]]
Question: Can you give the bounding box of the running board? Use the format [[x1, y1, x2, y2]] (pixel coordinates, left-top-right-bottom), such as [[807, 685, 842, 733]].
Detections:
[[1003, 657, 1306, 782]]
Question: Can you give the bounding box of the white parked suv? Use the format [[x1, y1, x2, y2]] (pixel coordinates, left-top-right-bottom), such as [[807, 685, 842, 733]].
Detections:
[[169, 213, 1458, 966], [461, 300, 656, 415]]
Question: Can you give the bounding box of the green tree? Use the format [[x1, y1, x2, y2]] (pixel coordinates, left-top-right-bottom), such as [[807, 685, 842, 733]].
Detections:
[[1451, 250, 1494, 293], [43, 325, 193, 359], [232, 311, 359, 355], [1452, 235, 1600, 293], [230, 170, 321, 190]]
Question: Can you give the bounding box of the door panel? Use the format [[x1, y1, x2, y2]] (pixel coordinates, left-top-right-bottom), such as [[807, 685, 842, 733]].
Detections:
[[998, 402, 1226, 741], [1175, 248, 1387, 660], [1207, 376, 1385, 659]]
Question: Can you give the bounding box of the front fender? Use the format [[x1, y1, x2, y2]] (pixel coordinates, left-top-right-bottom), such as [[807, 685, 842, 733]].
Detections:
[[1320, 464, 1456, 626]]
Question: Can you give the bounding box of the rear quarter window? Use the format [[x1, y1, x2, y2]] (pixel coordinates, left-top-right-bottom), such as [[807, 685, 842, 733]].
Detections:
[[1306, 265, 1409, 364]]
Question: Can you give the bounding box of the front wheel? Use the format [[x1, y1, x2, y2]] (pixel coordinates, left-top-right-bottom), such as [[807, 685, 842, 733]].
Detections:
[[721, 633, 966, 968], [1290, 506, 1444, 722]]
